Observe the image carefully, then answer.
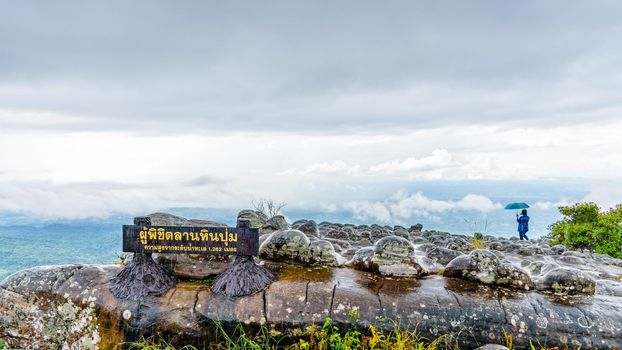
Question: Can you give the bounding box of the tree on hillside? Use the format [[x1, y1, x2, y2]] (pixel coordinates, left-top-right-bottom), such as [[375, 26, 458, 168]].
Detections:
[[252, 198, 286, 218], [549, 202, 622, 258]]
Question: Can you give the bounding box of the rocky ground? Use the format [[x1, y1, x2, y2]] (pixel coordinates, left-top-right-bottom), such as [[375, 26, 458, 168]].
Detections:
[[1, 211, 622, 349]]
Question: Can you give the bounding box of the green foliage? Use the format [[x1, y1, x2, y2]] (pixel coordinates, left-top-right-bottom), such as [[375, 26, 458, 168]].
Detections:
[[119, 320, 585, 350], [347, 308, 360, 322], [301, 317, 358, 350], [182, 276, 216, 285], [212, 321, 281, 350], [290, 317, 456, 350], [502, 327, 513, 350], [471, 233, 487, 249], [472, 232, 485, 241], [0, 339, 6, 349], [119, 336, 197, 350], [548, 202, 622, 258]]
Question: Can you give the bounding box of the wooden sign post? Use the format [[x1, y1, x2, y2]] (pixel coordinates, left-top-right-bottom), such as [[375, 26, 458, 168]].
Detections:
[[109, 217, 275, 299]]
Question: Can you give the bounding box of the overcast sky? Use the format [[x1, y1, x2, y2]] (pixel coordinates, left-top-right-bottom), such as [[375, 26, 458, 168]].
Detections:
[[1, 1, 621, 226]]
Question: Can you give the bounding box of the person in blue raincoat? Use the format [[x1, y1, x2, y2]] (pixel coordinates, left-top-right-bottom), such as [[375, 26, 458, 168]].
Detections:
[[516, 209, 529, 240]]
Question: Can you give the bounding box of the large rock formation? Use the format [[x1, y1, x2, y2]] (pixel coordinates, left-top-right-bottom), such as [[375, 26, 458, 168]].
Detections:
[[1, 263, 621, 349], [2, 214, 622, 349]]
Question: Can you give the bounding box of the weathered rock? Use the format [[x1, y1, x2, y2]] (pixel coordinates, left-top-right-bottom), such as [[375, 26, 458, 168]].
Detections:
[[237, 210, 268, 229], [370, 228, 389, 242], [444, 250, 533, 290], [292, 220, 320, 236], [258, 229, 342, 265], [409, 223, 423, 232], [2, 264, 622, 350], [410, 236, 429, 245], [259, 229, 312, 264], [475, 345, 510, 350], [536, 267, 597, 295], [392, 229, 409, 239], [445, 237, 475, 253], [147, 212, 189, 226], [444, 250, 501, 284], [261, 215, 290, 234], [495, 261, 535, 290], [346, 247, 375, 271], [309, 240, 340, 265], [328, 227, 352, 241], [371, 236, 424, 277], [557, 254, 586, 265], [523, 260, 545, 275], [517, 244, 544, 256], [487, 240, 508, 251], [424, 246, 464, 265], [0, 265, 126, 350], [416, 256, 444, 274], [597, 280, 622, 297], [322, 237, 351, 250]]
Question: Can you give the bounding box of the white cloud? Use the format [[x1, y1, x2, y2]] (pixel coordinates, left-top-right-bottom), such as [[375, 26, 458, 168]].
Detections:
[[0, 121, 620, 219], [287, 160, 362, 176], [0, 179, 233, 219], [285, 149, 460, 179], [343, 201, 393, 223], [533, 199, 573, 211], [344, 192, 502, 224], [583, 182, 622, 210], [368, 149, 457, 175]]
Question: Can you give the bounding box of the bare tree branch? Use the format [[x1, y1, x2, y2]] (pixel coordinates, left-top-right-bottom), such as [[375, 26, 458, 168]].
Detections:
[[252, 198, 286, 218]]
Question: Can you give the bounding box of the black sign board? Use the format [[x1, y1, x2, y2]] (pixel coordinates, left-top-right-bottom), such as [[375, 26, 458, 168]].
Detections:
[[122, 223, 259, 256]]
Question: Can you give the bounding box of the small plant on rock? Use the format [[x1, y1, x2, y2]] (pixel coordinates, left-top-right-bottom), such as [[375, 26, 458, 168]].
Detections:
[[252, 198, 286, 219], [347, 308, 360, 322], [121, 336, 197, 350], [471, 232, 488, 249]]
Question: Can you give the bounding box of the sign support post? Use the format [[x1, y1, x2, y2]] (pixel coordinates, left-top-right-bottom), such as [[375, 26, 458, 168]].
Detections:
[[109, 217, 177, 300], [109, 216, 275, 299], [212, 219, 276, 297]]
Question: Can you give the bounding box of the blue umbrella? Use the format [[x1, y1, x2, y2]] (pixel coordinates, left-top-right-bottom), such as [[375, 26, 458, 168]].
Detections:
[[504, 202, 530, 210], [505, 203, 530, 219]]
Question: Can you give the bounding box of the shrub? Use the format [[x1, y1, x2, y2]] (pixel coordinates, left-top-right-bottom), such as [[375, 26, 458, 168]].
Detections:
[[471, 233, 487, 249], [548, 202, 622, 258]]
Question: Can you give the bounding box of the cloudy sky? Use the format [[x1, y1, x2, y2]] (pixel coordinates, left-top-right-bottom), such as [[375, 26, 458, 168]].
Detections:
[[1, 1, 621, 233]]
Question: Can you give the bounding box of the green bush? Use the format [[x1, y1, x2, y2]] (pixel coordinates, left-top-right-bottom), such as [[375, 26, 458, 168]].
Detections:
[[549, 202, 622, 258]]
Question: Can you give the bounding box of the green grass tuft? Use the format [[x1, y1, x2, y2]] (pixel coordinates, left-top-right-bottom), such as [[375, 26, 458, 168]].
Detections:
[[116, 319, 585, 350], [181, 276, 216, 285]]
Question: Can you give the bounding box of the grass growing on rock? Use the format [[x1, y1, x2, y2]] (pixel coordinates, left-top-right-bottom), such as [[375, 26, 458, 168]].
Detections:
[[118, 336, 198, 350], [119, 317, 584, 350], [471, 232, 488, 250], [181, 276, 217, 285]]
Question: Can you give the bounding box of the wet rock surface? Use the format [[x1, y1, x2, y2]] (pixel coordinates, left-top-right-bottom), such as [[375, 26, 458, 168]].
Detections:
[[370, 235, 425, 277], [2, 213, 622, 349], [536, 267, 597, 295], [2, 263, 621, 349], [444, 250, 534, 290]]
